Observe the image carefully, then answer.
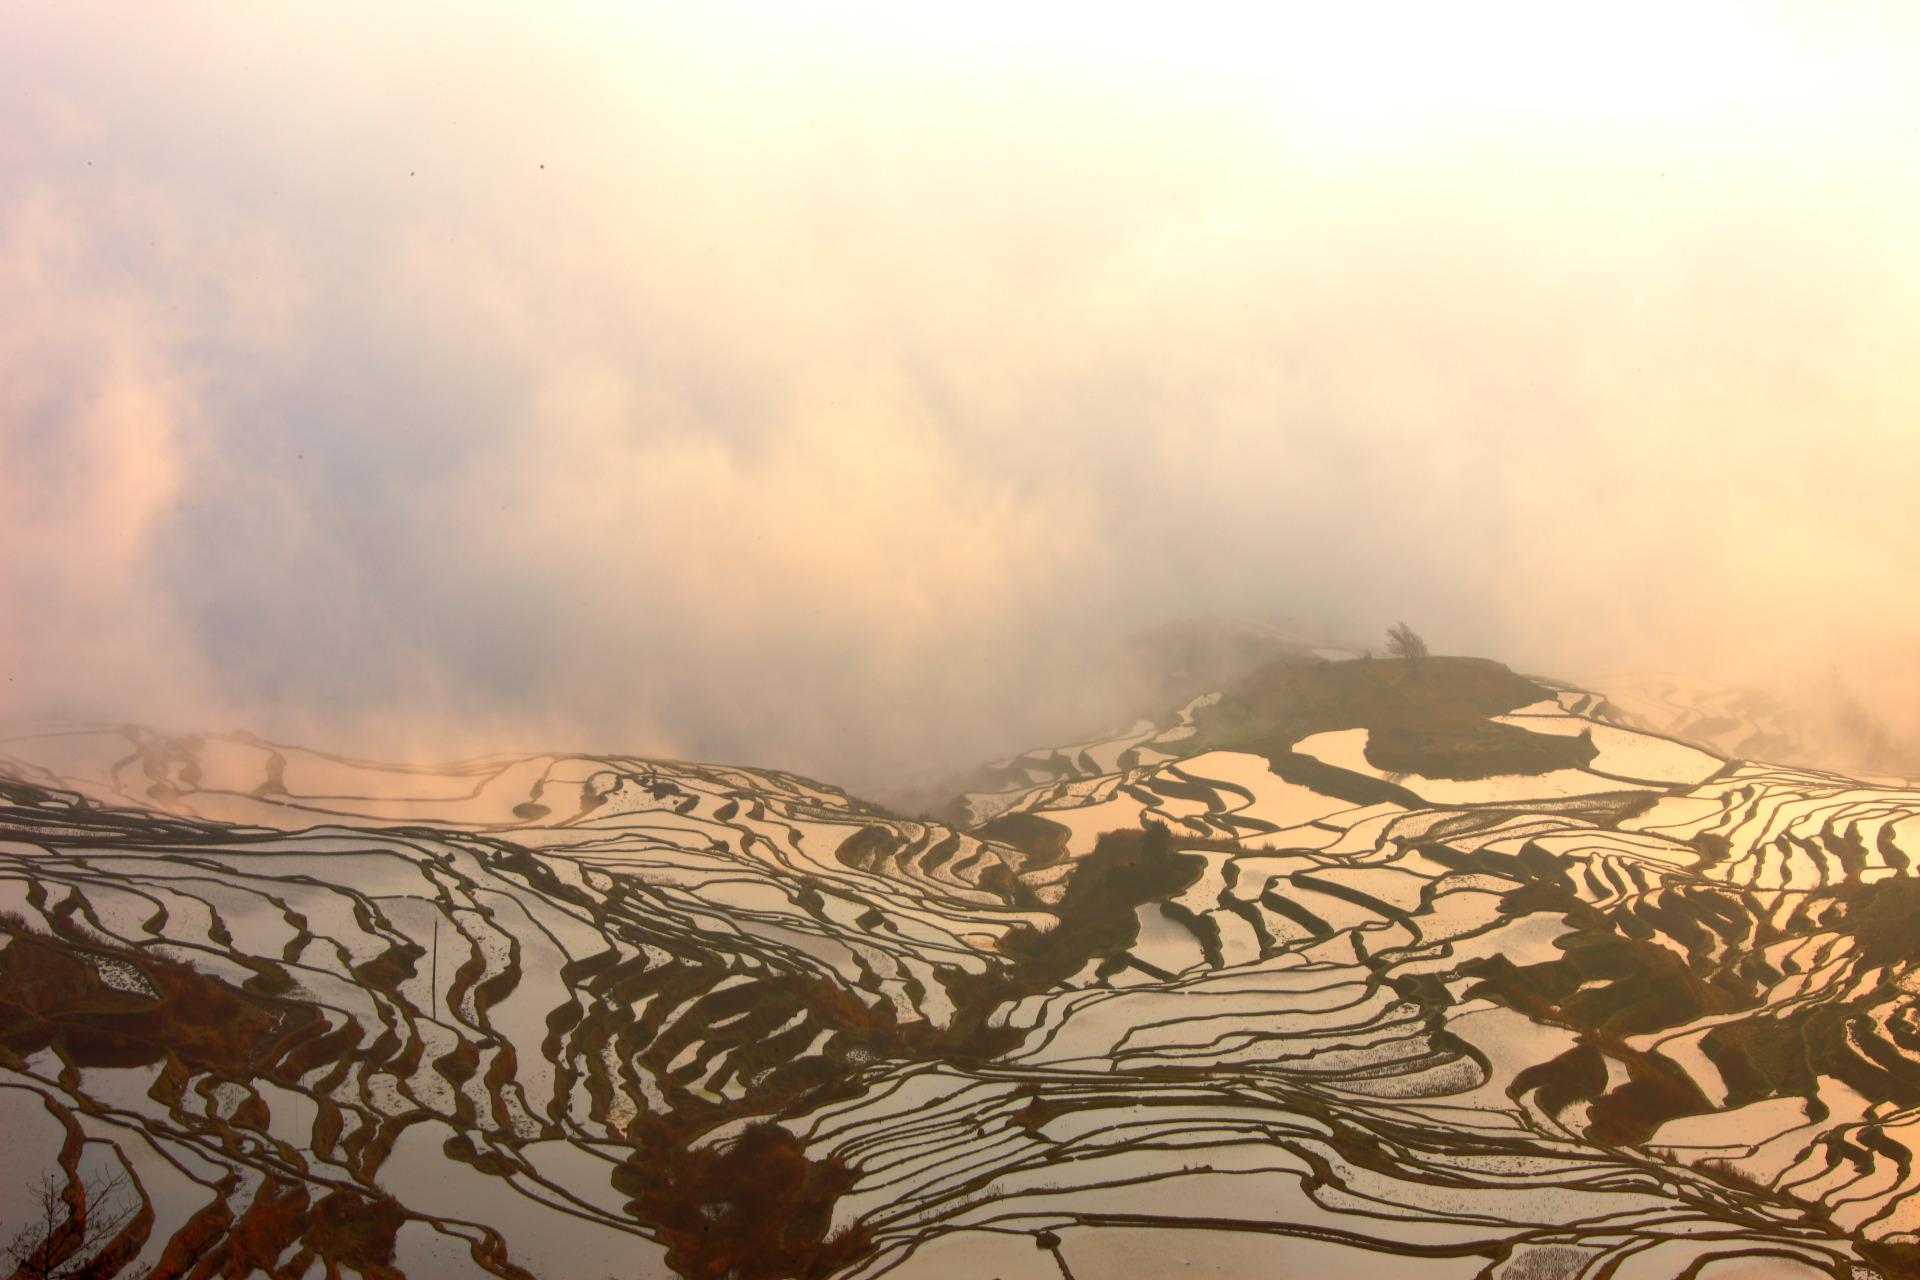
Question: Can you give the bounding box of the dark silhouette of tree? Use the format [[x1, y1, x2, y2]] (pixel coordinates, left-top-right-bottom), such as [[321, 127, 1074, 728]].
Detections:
[[1386, 622, 1428, 676], [3, 1168, 138, 1280]]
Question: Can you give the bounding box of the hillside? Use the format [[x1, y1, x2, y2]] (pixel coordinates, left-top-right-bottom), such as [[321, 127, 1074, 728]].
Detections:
[[4, 654, 1920, 1278]]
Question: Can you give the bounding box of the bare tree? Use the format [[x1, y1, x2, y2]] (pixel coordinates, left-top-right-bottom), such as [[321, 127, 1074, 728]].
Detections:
[[4, 1167, 139, 1280], [1385, 622, 1428, 676]]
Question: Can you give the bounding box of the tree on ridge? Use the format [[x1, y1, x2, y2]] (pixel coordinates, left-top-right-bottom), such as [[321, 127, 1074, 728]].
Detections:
[[1386, 621, 1428, 677]]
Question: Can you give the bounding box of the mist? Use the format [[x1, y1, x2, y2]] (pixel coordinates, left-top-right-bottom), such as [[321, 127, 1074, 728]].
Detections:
[[3, 3, 1917, 787]]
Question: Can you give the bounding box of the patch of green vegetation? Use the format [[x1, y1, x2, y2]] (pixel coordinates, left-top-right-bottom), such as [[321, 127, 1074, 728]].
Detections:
[[1183, 655, 1596, 781]]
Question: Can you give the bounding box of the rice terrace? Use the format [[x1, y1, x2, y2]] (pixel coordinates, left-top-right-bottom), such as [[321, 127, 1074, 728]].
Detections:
[[4, 4, 1918, 1277], [6, 640, 1920, 1277]]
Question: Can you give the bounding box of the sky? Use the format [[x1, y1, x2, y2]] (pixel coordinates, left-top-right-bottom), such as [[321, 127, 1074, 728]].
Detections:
[[2, 3, 1917, 786]]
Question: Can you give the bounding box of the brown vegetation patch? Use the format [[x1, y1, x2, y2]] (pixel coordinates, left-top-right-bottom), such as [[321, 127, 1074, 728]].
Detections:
[[0, 918, 313, 1078], [973, 812, 1073, 875], [1187, 655, 1596, 780], [615, 1123, 868, 1280], [996, 822, 1202, 986], [298, 1188, 409, 1280]]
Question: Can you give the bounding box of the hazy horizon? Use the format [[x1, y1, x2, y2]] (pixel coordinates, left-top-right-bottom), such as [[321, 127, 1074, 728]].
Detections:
[[4, 4, 1917, 785]]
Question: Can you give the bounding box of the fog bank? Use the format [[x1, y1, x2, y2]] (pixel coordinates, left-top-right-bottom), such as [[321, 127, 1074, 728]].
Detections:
[[3, 4, 1916, 783]]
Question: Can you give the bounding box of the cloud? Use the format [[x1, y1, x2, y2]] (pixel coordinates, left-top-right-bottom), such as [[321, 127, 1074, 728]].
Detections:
[[0, 185, 210, 722], [2, 4, 1917, 782]]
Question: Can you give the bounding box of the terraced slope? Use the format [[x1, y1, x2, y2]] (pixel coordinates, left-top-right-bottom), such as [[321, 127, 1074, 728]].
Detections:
[[2, 656, 1919, 1279]]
